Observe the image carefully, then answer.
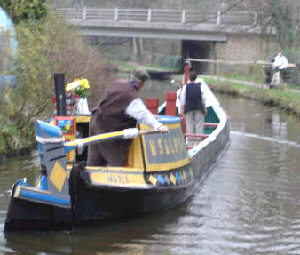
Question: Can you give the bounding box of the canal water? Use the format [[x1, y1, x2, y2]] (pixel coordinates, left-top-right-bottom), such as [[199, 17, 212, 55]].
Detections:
[[1, 86, 300, 254]]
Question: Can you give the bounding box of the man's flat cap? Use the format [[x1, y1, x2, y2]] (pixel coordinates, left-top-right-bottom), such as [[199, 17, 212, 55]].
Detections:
[[131, 69, 150, 83]]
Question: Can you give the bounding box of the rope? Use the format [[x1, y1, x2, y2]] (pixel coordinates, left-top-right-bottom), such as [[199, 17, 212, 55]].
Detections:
[[36, 136, 65, 144]]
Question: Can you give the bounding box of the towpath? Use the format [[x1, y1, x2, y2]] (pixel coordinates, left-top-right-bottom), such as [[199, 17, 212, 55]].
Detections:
[[202, 75, 300, 93]]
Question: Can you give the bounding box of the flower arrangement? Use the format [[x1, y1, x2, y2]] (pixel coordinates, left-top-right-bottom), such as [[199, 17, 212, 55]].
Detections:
[[66, 78, 90, 98]]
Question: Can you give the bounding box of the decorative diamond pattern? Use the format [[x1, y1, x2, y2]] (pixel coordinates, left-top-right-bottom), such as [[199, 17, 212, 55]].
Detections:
[[50, 161, 67, 191]]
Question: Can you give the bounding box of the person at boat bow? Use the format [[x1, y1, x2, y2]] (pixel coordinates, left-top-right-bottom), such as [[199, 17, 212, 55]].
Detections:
[[180, 72, 207, 134], [87, 69, 168, 167]]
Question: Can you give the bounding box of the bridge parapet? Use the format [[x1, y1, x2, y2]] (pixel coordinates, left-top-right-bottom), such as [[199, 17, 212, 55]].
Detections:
[[56, 8, 259, 27]]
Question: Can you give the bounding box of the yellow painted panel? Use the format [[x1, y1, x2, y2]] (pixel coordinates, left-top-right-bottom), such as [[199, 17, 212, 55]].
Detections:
[[50, 161, 67, 191], [148, 175, 158, 186], [146, 158, 190, 172], [74, 116, 90, 123], [139, 122, 190, 172], [182, 170, 187, 182], [127, 137, 144, 169], [13, 186, 21, 198], [64, 134, 75, 140], [90, 172, 147, 187], [170, 173, 176, 185]]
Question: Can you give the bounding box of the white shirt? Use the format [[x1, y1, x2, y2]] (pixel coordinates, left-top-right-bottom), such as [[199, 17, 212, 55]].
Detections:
[[176, 88, 182, 114], [125, 98, 162, 130], [272, 55, 288, 70]]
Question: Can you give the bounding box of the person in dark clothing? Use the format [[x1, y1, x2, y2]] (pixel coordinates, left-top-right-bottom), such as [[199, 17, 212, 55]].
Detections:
[[87, 69, 168, 167], [180, 72, 207, 134]]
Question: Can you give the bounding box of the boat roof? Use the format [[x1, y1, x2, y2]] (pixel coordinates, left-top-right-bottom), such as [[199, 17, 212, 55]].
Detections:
[[155, 115, 180, 124]]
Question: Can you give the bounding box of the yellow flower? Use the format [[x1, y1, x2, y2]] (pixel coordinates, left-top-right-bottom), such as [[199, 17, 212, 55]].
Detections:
[[66, 78, 90, 98], [66, 82, 76, 91], [81, 79, 90, 89]]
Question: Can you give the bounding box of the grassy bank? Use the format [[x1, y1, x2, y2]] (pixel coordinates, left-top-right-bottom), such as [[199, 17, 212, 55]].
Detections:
[[107, 63, 300, 118], [203, 77, 300, 118], [0, 13, 108, 159]]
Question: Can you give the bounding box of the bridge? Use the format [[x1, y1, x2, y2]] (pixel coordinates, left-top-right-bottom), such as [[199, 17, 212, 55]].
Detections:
[[56, 8, 263, 41], [55, 8, 270, 75]]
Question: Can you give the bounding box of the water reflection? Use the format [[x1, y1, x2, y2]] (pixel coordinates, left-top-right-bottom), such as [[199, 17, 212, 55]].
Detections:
[[4, 203, 191, 255]]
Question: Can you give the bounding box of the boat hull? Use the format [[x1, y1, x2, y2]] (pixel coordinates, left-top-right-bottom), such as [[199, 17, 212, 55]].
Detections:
[[191, 119, 230, 178], [70, 164, 196, 225], [70, 118, 230, 225], [4, 196, 72, 232]]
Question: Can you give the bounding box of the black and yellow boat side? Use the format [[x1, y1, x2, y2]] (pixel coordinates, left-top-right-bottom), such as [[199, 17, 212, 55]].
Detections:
[[5, 115, 195, 230], [70, 116, 197, 225]]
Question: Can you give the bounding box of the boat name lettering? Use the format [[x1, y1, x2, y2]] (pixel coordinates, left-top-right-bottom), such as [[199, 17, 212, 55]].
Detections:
[[106, 173, 129, 184], [147, 137, 185, 157]]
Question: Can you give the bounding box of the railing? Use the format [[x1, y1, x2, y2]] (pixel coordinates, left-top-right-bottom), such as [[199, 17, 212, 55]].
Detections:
[[56, 8, 259, 27]]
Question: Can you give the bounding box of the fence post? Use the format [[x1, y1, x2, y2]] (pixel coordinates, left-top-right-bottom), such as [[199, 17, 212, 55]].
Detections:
[[82, 6, 86, 19], [114, 8, 118, 21], [252, 11, 258, 26], [217, 11, 221, 25], [181, 10, 186, 24], [147, 9, 152, 22]]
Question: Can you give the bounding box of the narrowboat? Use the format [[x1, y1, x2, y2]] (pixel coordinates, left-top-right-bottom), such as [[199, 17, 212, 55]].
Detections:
[[4, 74, 230, 232]]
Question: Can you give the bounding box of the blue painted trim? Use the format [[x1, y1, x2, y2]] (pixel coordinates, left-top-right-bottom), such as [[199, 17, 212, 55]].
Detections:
[[36, 120, 62, 138], [37, 175, 48, 190], [20, 188, 70, 206], [157, 174, 166, 185], [175, 171, 182, 184], [185, 169, 190, 181]]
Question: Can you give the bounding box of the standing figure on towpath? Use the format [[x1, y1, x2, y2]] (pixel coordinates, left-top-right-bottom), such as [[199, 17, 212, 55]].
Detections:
[[270, 52, 288, 89], [180, 72, 207, 135], [87, 69, 168, 167]]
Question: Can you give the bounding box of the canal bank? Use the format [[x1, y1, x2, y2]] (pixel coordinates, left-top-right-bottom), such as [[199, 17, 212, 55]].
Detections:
[[117, 61, 300, 118], [200, 75, 300, 119]]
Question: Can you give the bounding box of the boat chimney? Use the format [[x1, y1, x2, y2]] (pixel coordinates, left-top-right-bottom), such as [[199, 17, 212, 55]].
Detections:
[[165, 91, 177, 116], [146, 98, 159, 115], [54, 73, 67, 116]]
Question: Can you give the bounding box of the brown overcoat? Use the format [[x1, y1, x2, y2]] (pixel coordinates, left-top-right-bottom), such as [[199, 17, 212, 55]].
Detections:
[[87, 79, 138, 166]]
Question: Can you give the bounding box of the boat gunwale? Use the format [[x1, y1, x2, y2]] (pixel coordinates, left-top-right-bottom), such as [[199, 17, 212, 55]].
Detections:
[[85, 178, 197, 192], [188, 103, 228, 158]]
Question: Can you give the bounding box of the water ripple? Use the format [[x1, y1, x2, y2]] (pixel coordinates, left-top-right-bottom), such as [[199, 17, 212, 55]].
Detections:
[[231, 131, 300, 149]]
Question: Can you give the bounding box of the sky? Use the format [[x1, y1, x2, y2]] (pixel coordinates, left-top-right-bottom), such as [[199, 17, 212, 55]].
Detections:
[[0, 6, 17, 55]]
